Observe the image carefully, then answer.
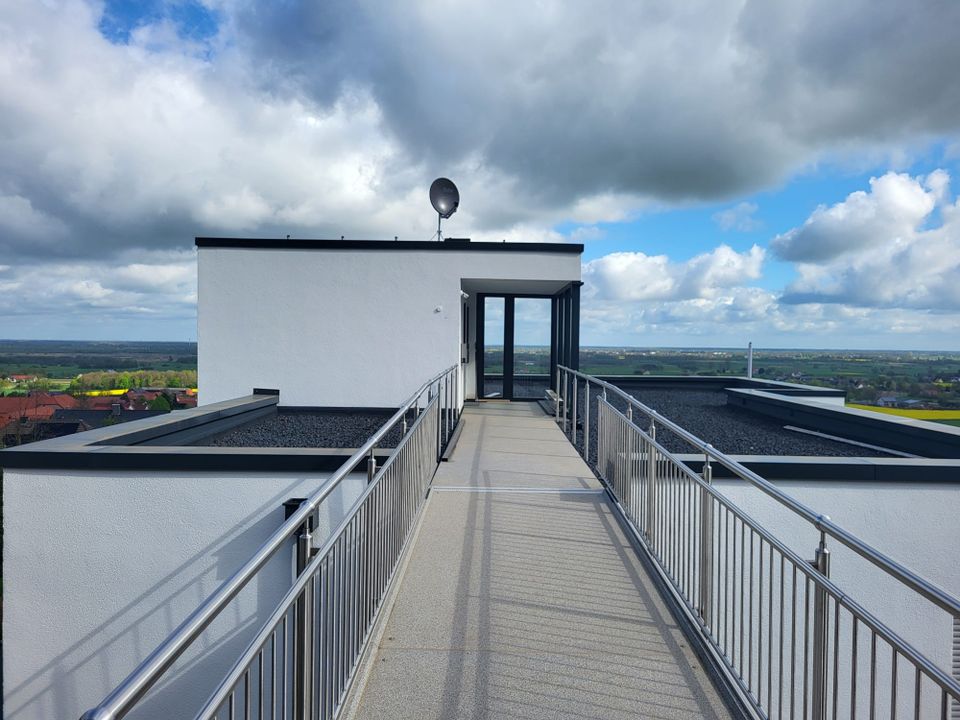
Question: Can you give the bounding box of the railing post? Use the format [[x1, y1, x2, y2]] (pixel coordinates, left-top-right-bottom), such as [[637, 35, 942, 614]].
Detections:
[[293, 511, 315, 720], [367, 448, 377, 483], [434, 382, 442, 461], [583, 379, 590, 462], [645, 420, 656, 544], [699, 453, 713, 629], [562, 370, 569, 434], [811, 528, 831, 720], [571, 375, 578, 444], [446, 371, 452, 442], [555, 368, 561, 421]]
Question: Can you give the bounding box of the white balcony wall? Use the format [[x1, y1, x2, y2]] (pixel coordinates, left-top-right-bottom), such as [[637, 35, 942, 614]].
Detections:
[[197, 246, 580, 407], [2, 469, 365, 720]]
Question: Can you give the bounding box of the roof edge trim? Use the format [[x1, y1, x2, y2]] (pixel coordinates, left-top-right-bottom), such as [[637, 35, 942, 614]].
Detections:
[[195, 238, 584, 254]]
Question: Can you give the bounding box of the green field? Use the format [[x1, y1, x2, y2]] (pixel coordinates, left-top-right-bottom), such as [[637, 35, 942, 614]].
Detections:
[[0, 339, 196, 379], [3, 340, 960, 410]]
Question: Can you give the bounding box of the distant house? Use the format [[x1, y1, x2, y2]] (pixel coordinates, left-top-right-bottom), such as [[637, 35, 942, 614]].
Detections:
[[1, 418, 91, 446], [174, 392, 198, 408], [8, 374, 37, 383], [0, 392, 78, 427]]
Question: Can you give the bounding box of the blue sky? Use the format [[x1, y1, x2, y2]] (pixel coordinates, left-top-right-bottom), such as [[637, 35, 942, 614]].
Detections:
[[98, 0, 219, 44], [1, 1, 959, 349]]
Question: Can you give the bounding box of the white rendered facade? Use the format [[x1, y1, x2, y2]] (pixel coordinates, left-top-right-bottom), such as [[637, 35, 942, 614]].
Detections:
[[197, 240, 582, 407]]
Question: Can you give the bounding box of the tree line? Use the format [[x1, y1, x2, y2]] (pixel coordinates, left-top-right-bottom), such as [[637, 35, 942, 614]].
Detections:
[[68, 370, 198, 391]]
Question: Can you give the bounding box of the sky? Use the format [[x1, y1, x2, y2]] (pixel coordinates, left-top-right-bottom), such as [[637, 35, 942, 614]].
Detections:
[[1, 1, 960, 350]]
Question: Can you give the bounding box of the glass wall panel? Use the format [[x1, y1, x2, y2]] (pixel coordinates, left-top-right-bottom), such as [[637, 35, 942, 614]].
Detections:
[[482, 297, 505, 398], [513, 298, 551, 399]]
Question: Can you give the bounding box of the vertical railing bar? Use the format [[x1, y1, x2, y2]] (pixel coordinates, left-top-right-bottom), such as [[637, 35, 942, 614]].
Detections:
[[725, 508, 731, 657], [804, 577, 811, 720], [892, 649, 899, 720], [832, 600, 840, 720], [779, 553, 786, 720], [791, 564, 797, 720], [258, 649, 264, 720], [914, 668, 921, 720], [279, 614, 287, 720], [767, 541, 775, 711], [758, 533, 764, 704], [851, 617, 859, 720], [871, 631, 878, 720], [270, 632, 277, 720], [733, 519, 747, 678], [749, 528, 755, 694]]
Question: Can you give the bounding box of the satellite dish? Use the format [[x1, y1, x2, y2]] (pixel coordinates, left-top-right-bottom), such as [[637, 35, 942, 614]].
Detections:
[[430, 178, 459, 219]]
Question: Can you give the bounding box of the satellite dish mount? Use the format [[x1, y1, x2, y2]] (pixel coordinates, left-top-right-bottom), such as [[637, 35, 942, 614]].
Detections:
[[429, 177, 460, 241]]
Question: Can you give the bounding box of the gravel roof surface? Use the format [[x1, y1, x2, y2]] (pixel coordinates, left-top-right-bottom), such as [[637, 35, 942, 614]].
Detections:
[[569, 386, 893, 464], [199, 410, 407, 448]]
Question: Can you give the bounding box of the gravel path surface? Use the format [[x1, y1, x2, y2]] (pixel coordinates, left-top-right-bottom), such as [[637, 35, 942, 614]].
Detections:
[[200, 410, 408, 448], [559, 385, 893, 466]]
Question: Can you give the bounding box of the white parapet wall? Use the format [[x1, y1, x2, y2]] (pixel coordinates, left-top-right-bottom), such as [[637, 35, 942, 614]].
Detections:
[[2, 467, 366, 720], [197, 240, 582, 407]]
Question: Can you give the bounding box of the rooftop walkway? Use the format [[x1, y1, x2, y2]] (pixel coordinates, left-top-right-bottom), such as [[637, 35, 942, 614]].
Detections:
[[347, 401, 732, 720]]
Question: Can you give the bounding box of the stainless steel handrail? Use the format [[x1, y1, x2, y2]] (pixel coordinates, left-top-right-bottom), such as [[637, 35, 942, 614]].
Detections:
[[81, 364, 459, 720], [594, 395, 960, 718], [196, 392, 441, 718], [558, 364, 960, 620]]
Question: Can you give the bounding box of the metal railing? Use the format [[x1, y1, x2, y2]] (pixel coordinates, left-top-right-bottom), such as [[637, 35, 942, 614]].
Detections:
[[81, 364, 461, 720], [557, 365, 960, 720], [480, 372, 550, 399]]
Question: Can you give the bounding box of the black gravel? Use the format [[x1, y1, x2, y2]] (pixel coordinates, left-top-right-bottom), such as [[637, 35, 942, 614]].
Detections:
[[199, 410, 409, 448], [565, 385, 894, 466]]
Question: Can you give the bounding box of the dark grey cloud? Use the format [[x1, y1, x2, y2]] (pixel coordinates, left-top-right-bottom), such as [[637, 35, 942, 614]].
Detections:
[[232, 0, 960, 213]]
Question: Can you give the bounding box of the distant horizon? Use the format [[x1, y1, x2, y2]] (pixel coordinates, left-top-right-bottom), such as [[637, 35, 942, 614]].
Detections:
[[3, 338, 960, 354]]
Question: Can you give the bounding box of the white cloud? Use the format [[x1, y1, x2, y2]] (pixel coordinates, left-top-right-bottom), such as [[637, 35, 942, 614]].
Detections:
[[713, 202, 762, 232], [583, 244, 765, 302], [778, 170, 960, 310], [771, 172, 937, 262]]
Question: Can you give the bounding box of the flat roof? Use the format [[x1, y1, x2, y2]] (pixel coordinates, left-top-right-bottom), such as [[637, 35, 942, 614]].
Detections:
[[195, 237, 584, 254]]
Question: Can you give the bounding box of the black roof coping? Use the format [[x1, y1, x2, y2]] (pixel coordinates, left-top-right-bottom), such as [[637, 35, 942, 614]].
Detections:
[[195, 237, 584, 254]]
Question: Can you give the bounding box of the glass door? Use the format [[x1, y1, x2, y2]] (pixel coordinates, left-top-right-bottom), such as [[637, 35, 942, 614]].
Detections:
[[512, 298, 551, 398]]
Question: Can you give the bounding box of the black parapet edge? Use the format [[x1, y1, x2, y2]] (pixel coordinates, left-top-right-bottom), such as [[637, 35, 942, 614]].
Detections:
[[195, 237, 584, 254], [0, 394, 400, 472], [726, 388, 960, 459], [597, 374, 845, 397]]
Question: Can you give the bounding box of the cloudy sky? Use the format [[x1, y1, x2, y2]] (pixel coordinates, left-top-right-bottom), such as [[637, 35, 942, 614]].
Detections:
[[2, 0, 959, 349]]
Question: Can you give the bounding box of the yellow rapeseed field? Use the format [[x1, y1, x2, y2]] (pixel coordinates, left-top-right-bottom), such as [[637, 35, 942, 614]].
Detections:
[[846, 404, 960, 420]]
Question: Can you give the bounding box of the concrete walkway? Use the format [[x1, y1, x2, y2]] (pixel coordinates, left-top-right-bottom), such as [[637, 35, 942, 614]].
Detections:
[[350, 402, 731, 720]]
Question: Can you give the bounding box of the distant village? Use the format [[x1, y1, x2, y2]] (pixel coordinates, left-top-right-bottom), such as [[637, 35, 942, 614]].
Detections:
[[0, 375, 197, 447]]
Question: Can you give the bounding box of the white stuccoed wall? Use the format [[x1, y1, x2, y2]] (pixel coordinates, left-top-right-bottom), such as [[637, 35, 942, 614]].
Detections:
[[2, 468, 366, 720], [197, 246, 580, 407], [713, 478, 960, 714]]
